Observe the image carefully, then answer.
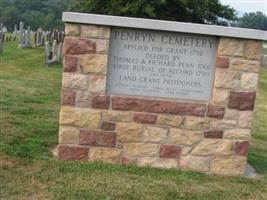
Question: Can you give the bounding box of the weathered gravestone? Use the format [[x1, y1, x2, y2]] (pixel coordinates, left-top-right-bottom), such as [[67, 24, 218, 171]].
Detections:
[[0, 23, 3, 53], [58, 12, 266, 176]]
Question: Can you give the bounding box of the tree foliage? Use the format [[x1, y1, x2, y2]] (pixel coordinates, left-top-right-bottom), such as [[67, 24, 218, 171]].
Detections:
[[70, 0, 236, 25], [0, 0, 71, 31], [238, 12, 267, 30]]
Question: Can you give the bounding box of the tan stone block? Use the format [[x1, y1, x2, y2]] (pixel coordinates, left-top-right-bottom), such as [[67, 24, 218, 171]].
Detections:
[[153, 158, 178, 169], [124, 143, 159, 157], [58, 126, 79, 144], [211, 156, 246, 176], [75, 91, 92, 108], [241, 72, 258, 90], [138, 157, 177, 169], [65, 23, 80, 36], [59, 106, 101, 129], [137, 157, 157, 167], [181, 146, 192, 155], [218, 38, 245, 57], [88, 75, 106, 94], [96, 39, 109, 54], [212, 88, 229, 105], [214, 69, 240, 89], [103, 111, 132, 122], [224, 109, 238, 120], [143, 127, 168, 142], [117, 123, 143, 142], [81, 25, 110, 39], [62, 72, 88, 90], [191, 139, 233, 156], [244, 40, 262, 60], [169, 129, 202, 145], [180, 156, 210, 172], [224, 129, 251, 140], [89, 147, 121, 164], [239, 111, 253, 128], [182, 116, 209, 130], [210, 119, 237, 130], [156, 114, 183, 127], [80, 54, 107, 75], [231, 59, 260, 73]]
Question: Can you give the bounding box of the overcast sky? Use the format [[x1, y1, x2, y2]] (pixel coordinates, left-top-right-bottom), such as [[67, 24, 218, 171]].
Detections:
[[221, 0, 267, 15]]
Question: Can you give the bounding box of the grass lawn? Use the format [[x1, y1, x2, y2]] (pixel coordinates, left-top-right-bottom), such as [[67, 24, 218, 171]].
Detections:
[[0, 39, 267, 200]]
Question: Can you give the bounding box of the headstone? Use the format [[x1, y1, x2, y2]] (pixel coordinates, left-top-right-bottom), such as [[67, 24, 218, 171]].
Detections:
[[13, 24, 18, 35], [26, 26, 31, 47], [18, 22, 25, 48], [58, 12, 266, 177], [44, 42, 57, 66], [2, 26, 7, 33], [0, 30, 3, 53]]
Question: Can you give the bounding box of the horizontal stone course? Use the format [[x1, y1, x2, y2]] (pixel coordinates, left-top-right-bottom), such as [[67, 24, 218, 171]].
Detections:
[[112, 97, 206, 116], [79, 130, 116, 147]]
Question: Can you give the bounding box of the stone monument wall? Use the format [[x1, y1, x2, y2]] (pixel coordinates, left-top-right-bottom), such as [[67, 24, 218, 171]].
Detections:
[[58, 13, 264, 176]]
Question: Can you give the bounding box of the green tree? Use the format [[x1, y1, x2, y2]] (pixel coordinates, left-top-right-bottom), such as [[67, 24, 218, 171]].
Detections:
[[0, 0, 72, 31], [238, 12, 267, 30], [69, 0, 236, 25]]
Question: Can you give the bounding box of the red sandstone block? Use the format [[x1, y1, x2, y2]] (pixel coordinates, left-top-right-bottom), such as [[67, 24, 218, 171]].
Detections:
[[228, 91, 256, 111], [216, 57, 229, 68], [133, 113, 157, 124], [204, 130, 223, 139], [79, 130, 116, 147], [61, 89, 76, 106], [234, 141, 249, 156], [58, 145, 89, 160], [92, 96, 110, 109], [159, 145, 181, 159], [112, 97, 206, 117], [64, 37, 96, 55], [101, 121, 116, 131], [207, 105, 225, 119], [64, 56, 78, 72]]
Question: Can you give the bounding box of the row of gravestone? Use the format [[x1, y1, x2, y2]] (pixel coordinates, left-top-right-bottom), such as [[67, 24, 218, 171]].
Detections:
[[0, 22, 65, 66]]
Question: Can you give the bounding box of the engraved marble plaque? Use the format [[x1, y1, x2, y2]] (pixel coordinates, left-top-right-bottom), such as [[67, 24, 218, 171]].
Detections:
[[107, 28, 218, 101]]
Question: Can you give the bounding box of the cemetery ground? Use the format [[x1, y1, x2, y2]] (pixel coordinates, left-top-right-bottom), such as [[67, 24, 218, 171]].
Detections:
[[0, 39, 267, 200]]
